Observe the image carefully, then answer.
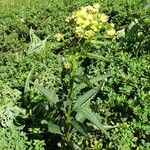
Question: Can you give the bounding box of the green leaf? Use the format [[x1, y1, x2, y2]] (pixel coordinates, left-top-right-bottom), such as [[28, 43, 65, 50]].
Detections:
[[77, 73, 113, 92], [75, 106, 110, 138], [73, 87, 99, 110], [31, 82, 59, 104], [117, 28, 125, 38], [75, 100, 90, 123], [71, 120, 86, 135], [51, 42, 64, 49], [73, 143, 82, 150], [145, 0, 150, 9], [28, 28, 49, 54], [90, 40, 111, 48], [48, 122, 62, 135], [85, 53, 111, 62], [75, 112, 86, 123], [41, 120, 62, 135], [75, 75, 92, 87], [24, 67, 35, 101], [86, 122, 119, 130], [90, 74, 112, 85]]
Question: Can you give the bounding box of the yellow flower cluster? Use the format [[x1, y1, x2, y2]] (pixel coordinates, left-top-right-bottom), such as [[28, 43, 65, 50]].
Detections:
[[62, 57, 71, 69], [54, 33, 64, 41], [66, 4, 116, 39]]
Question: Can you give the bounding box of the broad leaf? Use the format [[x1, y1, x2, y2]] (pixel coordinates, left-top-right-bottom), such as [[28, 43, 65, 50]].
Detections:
[[31, 82, 59, 104], [71, 120, 86, 135], [48, 122, 62, 135], [73, 87, 99, 110], [75, 106, 110, 138], [41, 120, 62, 135]]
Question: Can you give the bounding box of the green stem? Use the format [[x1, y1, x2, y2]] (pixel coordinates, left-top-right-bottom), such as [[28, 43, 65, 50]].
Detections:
[[66, 53, 78, 143]]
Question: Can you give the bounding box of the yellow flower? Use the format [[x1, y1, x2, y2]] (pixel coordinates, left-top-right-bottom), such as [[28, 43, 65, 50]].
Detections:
[[63, 61, 71, 69], [91, 25, 98, 32], [92, 20, 98, 26], [84, 19, 90, 26], [86, 5, 94, 12], [68, 4, 115, 40], [85, 30, 94, 39], [90, 20, 99, 31], [86, 14, 93, 21], [98, 22, 102, 29], [79, 7, 87, 16], [62, 57, 71, 69], [75, 26, 84, 36], [106, 28, 116, 36], [76, 17, 85, 25], [99, 13, 108, 22], [93, 3, 100, 11], [54, 33, 64, 41]]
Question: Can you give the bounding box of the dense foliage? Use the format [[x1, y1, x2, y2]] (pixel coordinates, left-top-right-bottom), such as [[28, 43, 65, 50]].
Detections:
[[0, 0, 150, 149]]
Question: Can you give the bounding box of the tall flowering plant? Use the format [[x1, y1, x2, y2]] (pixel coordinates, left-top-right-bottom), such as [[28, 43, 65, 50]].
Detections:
[[54, 3, 116, 80], [31, 4, 116, 148]]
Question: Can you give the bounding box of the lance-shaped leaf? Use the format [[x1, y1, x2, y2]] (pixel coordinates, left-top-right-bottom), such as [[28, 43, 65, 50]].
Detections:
[[31, 82, 59, 104], [41, 120, 62, 135], [75, 75, 92, 87], [73, 87, 99, 110], [71, 120, 86, 135], [75, 100, 90, 123], [85, 53, 111, 62], [90, 40, 111, 49], [75, 112, 86, 123], [75, 106, 110, 138], [77, 73, 113, 92], [86, 122, 119, 130], [24, 67, 35, 102]]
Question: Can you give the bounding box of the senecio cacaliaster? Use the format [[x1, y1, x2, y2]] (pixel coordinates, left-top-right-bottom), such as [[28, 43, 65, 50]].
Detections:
[[66, 3, 116, 40]]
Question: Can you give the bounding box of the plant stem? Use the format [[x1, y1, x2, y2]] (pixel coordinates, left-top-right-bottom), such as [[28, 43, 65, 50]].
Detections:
[[66, 53, 78, 144]]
